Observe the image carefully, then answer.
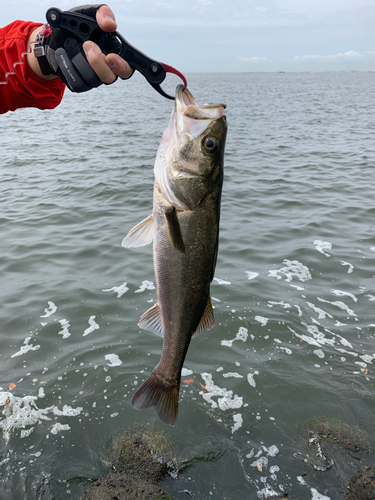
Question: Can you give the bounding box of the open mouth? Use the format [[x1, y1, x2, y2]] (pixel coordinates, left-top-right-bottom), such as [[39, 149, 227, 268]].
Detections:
[[176, 85, 226, 120]]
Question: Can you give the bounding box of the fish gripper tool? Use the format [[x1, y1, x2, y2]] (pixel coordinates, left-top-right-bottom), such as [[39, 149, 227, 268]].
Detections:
[[46, 7, 187, 100]]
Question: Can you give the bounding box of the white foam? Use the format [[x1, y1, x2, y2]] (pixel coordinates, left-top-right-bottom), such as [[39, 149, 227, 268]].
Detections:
[[335, 321, 347, 326], [257, 486, 279, 498], [102, 282, 129, 298], [222, 372, 243, 378], [134, 280, 155, 293], [340, 261, 354, 273], [360, 355, 374, 364], [268, 259, 312, 282], [334, 347, 358, 357], [307, 302, 333, 320], [365, 294, 375, 301], [246, 272, 259, 280], [317, 298, 356, 317], [331, 289, 358, 302], [40, 301, 57, 318], [247, 371, 259, 387], [295, 305, 303, 316], [313, 349, 325, 359], [235, 327, 248, 341], [231, 413, 243, 433], [50, 423, 71, 435], [0, 391, 83, 443], [251, 455, 268, 469], [200, 373, 243, 411], [21, 427, 35, 438], [279, 346, 292, 355], [288, 325, 333, 348], [58, 319, 71, 339], [11, 337, 40, 358], [291, 284, 305, 291], [268, 301, 291, 309], [355, 361, 367, 369], [213, 277, 231, 285], [83, 316, 99, 336], [52, 405, 83, 417], [221, 327, 248, 347], [255, 316, 269, 326], [311, 488, 331, 500], [264, 445, 279, 457], [314, 240, 332, 257], [181, 368, 193, 376], [105, 354, 122, 367]]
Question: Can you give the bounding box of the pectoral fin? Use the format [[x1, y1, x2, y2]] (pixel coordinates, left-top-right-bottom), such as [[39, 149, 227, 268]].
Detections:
[[122, 214, 154, 248], [193, 296, 215, 337], [138, 303, 163, 338], [165, 206, 185, 253]]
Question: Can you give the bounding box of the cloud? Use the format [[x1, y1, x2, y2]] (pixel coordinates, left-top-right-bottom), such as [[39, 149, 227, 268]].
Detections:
[[293, 50, 363, 61], [238, 57, 267, 63]]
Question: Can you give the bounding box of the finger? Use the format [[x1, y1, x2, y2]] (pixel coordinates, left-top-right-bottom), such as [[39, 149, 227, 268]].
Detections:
[[83, 41, 117, 84], [106, 53, 134, 80], [96, 5, 117, 33]]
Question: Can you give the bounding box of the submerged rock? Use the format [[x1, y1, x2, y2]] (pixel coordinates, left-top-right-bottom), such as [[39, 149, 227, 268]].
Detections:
[[299, 415, 370, 475], [300, 415, 370, 457], [112, 425, 178, 483], [81, 425, 177, 500], [345, 466, 375, 500], [81, 474, 174, 500], [297, 415, 372, 498]]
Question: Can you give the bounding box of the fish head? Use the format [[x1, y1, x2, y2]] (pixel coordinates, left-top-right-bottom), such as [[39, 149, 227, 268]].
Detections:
[[155, 84, 227, 211]]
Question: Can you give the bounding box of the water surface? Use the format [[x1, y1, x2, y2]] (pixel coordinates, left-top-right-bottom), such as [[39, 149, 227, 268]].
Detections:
[[1, 72, 375, 499]]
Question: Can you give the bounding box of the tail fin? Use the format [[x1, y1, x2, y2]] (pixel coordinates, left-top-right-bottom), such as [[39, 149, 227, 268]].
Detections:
[[131, 370, 179, 426]]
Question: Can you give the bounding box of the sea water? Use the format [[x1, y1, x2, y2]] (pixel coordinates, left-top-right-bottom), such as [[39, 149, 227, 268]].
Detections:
[[1, 71, 374, 499]]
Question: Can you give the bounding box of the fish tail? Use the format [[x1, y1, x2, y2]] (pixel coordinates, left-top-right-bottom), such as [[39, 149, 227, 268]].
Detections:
[[131, 369, 179, 426]]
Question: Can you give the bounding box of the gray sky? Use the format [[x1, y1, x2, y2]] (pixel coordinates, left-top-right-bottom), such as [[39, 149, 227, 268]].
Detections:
[[1, 0, 374, 72]]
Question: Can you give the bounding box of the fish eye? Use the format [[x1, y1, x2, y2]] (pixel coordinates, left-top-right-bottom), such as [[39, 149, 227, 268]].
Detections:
[[202, 136, 220, 154]]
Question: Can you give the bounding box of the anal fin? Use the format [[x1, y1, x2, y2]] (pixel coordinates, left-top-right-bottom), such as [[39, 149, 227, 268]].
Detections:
[[138, 303, 163, 337], [193, 295, 215, 337]]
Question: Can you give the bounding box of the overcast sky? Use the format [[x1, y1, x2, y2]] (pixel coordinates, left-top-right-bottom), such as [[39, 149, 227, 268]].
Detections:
[[1, 0, 374, 72]]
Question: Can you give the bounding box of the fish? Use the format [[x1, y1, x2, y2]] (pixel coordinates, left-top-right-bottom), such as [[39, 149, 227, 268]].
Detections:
[[122, 84, 227, 425]]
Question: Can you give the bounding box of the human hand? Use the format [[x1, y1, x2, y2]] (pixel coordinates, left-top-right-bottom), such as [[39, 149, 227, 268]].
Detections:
[[83, 5, 133, 83], [36, 4, 134, 91]]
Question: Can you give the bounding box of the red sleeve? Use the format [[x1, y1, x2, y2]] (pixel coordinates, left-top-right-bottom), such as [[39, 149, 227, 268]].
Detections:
[[0, 20, 66, 114]]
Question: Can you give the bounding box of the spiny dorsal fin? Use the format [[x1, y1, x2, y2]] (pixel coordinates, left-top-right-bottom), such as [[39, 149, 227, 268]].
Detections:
[[122, 214, 154, 248], [138, 303, 163, 337], [165, 206, 185, 253], [193, 295, 215, 337]]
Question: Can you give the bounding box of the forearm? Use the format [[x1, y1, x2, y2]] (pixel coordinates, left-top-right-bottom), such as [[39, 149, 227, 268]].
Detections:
[[0, 20, 65, 114]]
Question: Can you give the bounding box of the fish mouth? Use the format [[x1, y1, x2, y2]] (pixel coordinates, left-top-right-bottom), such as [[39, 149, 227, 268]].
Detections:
[[174, 84, 226, 138]]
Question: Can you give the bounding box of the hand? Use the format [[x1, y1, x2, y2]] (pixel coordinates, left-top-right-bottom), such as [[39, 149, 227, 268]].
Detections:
[[83, 5, 133, 83], [29, 4, 134, 91]]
